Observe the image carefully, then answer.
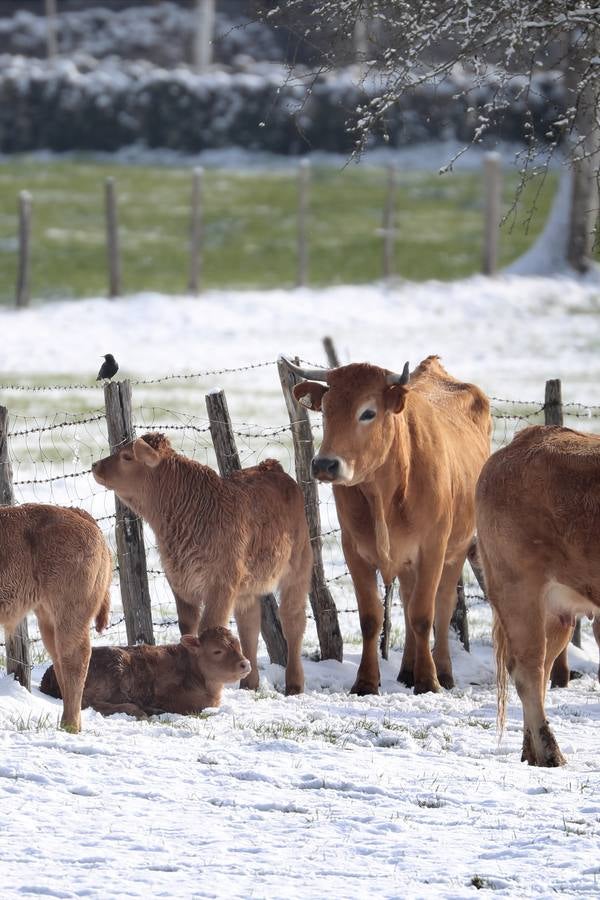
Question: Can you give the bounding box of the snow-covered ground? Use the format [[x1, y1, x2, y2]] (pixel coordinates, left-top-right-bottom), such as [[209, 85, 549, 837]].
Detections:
[[2, 277, 600, 899]]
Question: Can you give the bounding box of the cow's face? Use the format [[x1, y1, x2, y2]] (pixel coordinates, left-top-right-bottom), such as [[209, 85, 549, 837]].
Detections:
[[92, 433, 168, 507], [185, 628, 252, 683], [293, 363, 409, 486]]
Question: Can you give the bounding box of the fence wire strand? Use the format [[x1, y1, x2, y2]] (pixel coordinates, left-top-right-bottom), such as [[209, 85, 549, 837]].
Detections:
[[1, 368, 598, 669]]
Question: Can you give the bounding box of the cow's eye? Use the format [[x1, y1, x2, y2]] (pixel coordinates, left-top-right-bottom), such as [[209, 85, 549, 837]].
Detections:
[[359, 409, 376, 422], [212, 648, 223, 656], [122, 452, 134, 462]]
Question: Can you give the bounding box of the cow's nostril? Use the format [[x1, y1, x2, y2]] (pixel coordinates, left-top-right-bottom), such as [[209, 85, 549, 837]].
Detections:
[[312, 456, 340, 479], [325, 458, 339, 477]]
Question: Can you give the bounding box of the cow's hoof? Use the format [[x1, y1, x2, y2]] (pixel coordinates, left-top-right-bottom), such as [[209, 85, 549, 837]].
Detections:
[[350, 679, 379, 696], [240, 674, 259, 691], [397, 669, 415, 688], [285, 683, 303, 696], [413, 678, 441, 695], [437, 672, 454, 690], [550, 672, 569, 689]]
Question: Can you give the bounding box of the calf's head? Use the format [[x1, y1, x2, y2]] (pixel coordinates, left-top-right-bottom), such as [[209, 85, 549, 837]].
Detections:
[[183, 627, 251, 684], [92, 433, 172, 510], [285, 358, 410, 486]]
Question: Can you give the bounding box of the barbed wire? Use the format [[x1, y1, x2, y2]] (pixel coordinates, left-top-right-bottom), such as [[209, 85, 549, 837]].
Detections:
[[0, 360, 277, 393]]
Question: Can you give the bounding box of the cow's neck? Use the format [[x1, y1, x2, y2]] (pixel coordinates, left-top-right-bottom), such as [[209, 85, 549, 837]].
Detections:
[[136, 457, 221, 540], [358, 418, 410, 566]]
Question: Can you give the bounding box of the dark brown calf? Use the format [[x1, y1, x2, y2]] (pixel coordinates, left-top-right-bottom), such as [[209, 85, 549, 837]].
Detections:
[[40, 627, 251, 718]]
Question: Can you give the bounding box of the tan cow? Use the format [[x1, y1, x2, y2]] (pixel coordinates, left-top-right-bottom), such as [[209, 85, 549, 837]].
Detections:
[[287, 355, 491, 695], [40, 627, 251, 718], [92, 433, 311, 695], [476, 424, 600, 767], [0, 503, 111, 732]]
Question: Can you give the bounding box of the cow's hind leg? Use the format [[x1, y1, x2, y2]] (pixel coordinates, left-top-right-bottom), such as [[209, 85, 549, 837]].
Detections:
[[36, 607, 63, 695], [545, 617, 572, 690], [91, 701, 149, 719], [54, 625, 92, 734], [432, 555, 467, 690], [278, 565, 307, 696], [497, 579, 566, 768], [235, 598, 261, 691], [397, 570, 416, 688]]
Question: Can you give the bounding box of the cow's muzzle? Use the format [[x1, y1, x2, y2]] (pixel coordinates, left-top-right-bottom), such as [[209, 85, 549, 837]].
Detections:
[[311, 455, 341, 482]]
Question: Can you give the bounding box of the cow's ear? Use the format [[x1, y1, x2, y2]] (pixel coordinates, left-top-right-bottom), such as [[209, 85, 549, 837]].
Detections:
[[181, 635, 201, 649], [384, 384, 409, 414], [132, 438, 161, 468], [293, 381, 329, 412]]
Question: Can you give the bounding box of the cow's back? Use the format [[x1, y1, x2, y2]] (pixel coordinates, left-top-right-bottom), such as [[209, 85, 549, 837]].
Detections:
[[477, 425, 600, 589], [410, 355, 490, 434], [405, 357, 491, 528]]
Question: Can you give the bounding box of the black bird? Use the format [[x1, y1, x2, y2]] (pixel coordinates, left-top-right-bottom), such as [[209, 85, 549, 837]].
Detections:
[[96, 354, 119, 382]]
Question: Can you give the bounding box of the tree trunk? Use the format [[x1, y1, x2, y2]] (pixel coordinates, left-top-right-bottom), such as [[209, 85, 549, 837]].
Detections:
[[565, 31, 600, 273]]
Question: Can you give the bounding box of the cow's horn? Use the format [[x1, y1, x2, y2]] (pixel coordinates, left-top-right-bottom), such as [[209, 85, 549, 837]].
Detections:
[[279, 355, 331, 382], [386, 361, 410, 386]]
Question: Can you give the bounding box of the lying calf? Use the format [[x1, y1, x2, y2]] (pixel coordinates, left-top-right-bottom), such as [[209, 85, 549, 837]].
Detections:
[[40, 627, 251, 718]]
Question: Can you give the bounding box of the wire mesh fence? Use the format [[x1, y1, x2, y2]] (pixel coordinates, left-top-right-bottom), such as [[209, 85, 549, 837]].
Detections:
[[2, 359, 600, 670]]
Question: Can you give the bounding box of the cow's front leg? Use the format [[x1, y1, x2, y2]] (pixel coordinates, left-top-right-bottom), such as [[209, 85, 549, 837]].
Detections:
[[406, 549, 446, 694], [345, 542, 382, 696]]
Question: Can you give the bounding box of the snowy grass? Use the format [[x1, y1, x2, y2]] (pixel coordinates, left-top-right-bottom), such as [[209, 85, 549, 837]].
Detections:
[[2, 279, 600, 897], [0, 158, 558, 302]]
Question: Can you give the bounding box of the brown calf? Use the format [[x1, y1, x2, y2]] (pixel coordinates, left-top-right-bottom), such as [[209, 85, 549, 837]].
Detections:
[[40, 627, 251, 718], [92, 434, 311, 695], [0, 503, 111, 732], [288, 355, 491, 695], [476, 425, 600, 767]]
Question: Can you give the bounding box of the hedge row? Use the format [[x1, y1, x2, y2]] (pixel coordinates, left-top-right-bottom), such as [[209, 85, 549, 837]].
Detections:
[[0, 55, 566, 155]]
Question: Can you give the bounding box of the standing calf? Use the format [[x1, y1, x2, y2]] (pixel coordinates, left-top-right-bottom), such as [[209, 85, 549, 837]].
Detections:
[[0, 503, 111, 732], [40, 627, 251, 718], [92, 433, 311, 694], [476, 425, 600, 767]]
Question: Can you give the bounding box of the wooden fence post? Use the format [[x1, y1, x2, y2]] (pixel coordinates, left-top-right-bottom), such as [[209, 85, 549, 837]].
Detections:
[[322, 336, 340, 368], [277, 357, 343, 661], [380, 582, 394, 660], [297, 159, 310, 288], [382, 164, 396, 281], [205, 389, 288, 666], [188, 167, 204, 294], [450, 575, 470, 652], [545, 378, 577, 653], [105, 177, 121, 299], [0, 406, 31, 690], [483, 152, 502, 275], [16, 191, 32, 309], [104, 381, 153, 645]]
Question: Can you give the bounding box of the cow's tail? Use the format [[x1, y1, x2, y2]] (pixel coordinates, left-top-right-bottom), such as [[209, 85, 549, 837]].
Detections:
[[94, 544, 112, 634], [40, 664, 62, 699], [492, 610, 509, 736]]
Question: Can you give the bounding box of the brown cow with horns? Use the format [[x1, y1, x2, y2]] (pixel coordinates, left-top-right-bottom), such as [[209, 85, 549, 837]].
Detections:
[[285, 355, 491, 695]]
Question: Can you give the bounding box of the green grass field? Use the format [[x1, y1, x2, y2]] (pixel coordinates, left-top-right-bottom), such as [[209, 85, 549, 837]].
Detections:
[[0, 158, 557, 303]]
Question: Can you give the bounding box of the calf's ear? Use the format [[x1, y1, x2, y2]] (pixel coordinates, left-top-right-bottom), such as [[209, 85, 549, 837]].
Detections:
[[293, 381, 329, 412], [181, 635, 201, 649], [132, 438, 161, 468], [384, 384, 409, 414]]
